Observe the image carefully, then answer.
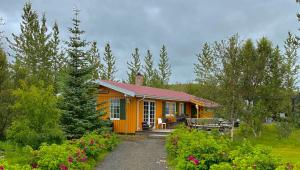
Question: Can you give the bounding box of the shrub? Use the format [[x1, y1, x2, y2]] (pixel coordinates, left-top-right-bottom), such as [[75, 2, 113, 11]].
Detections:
[[6, 83, 64, 149]]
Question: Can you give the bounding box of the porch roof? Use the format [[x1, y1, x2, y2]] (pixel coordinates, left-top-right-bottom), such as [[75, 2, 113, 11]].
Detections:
[[96, 80, 219, 108]]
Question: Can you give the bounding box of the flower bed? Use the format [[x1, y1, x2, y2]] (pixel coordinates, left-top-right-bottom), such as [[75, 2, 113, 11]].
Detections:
[[0, 131, 118, 170], [166, 126, 294, 170]]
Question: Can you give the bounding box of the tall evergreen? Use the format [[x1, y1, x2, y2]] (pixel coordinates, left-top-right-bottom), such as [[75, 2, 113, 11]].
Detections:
[[158, 45, 171, 85], [127, 48, 141, 84], [60, 9, 102, 139], [8, 2, 59, 87], [194, 43, 215, 84], [102, 42, 117, 80], [88, 41, 103, 81], [143, 49, 155, 86]]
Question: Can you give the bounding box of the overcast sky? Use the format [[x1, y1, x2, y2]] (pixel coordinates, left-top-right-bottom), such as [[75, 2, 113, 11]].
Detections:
[[0, 0, 299, 83]]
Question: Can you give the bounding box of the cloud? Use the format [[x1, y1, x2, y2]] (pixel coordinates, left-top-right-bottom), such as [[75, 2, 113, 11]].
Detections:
[[0, 0, 299, 83]]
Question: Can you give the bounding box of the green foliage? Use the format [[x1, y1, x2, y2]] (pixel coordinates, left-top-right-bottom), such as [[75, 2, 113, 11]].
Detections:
[[127, 48, 142, 84], [60, 9, 105, 139], [6, 82, 64, 149], [166, 127, 286, 170], [0, 132, 118, 170], [87, 41, 103, 81], [143, 49, 155, 86], [102, 42, 117, 80], [0, 48, 14, 139], [8, 2, 63, 88], [158, 45, 171, 85]]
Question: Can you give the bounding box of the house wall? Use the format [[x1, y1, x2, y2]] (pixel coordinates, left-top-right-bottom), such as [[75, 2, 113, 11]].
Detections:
[[97, 86, 137, 133]]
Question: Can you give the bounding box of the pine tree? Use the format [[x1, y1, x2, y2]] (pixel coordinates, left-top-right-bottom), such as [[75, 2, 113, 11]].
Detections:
[[103, 43, 117, 80], [88, 41, 103, 81], [158, 45, 171, 85], [127, 48, 141, 84], [60, 9, 103, 139], [143, 49, 155, 86], [8, 2, 57, 87], [50, 22, 65, 93], [0, 48, 14, 139], [194, 43, 215, 83]]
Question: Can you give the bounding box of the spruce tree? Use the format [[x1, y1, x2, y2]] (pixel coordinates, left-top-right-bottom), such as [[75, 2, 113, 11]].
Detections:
[[103, 43, 117, 80], [194, 43, 215, 84], [127, 48, 141, 84], [158, 45, 171, 85], [60, 9, 102, 139], [8, 2, 58, 87], [143, 49, 155, 86], [88, 41, 103, 81]]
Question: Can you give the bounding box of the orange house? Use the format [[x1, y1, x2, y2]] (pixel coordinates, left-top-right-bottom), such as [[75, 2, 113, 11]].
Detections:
[[96, 75, 219, 134]]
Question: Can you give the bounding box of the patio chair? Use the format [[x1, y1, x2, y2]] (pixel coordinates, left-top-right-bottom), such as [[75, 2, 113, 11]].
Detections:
[[158, 118, 167, 129]]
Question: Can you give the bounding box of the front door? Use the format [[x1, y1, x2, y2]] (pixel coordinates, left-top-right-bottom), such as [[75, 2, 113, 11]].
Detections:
[[144, 101, 155, 128]]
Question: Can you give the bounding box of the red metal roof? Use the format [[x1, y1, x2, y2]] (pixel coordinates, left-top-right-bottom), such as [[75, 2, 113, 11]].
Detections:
[[100, 80, 219, 108]]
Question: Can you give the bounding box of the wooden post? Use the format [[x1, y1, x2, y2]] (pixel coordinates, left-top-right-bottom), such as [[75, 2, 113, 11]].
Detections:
[[196, 105, 199, 119]]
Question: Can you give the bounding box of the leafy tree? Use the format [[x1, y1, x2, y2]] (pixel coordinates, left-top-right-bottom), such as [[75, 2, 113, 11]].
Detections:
[[88, 41, 103, 81], [6, 82, 64, 149], [0, 48, 14, 139], [60, 9, 104, 139], [102, 42, 117, 80], [158, 45, 171, 85], [194, 43, 216, 84], [127, 48, 142, 84], [143, 49, 155, 86]]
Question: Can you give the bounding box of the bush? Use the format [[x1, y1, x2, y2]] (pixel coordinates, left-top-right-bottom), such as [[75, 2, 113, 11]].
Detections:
[[166, 126, 230, 170], [166, 127, 284, 170], [6, 83, 64, 149]]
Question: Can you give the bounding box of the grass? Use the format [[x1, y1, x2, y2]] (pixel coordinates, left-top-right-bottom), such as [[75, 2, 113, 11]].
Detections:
[[235, 124, 300, 164]]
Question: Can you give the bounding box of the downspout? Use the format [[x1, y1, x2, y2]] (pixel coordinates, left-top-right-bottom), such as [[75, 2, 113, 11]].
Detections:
[[137, 95, 145, 131]]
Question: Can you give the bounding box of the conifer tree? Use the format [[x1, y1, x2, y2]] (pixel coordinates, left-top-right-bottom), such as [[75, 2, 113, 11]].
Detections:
[[60, 9, 103, 139], [103, 43, 117, 80], [88, 41, 103, 80], [194, 43, 215, 83], [143, 49, 155, 86], [8, 2, 59, 87], [127, 48, 141, 84], [158, 45, 171, 85]]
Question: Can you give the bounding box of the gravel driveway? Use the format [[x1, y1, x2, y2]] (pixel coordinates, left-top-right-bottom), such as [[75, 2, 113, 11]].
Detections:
[[96, 136, 168, 170]]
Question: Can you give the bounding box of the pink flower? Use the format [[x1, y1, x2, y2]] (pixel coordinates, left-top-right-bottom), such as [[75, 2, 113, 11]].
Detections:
[[187, 155, 195, 161], [59, 164, 68, 170], [31, 163, 38, 169], [0, 166, 4, 170], [193, 159, 199, 165], [80, 156, 88, 162], [68, 156, 73, 163]]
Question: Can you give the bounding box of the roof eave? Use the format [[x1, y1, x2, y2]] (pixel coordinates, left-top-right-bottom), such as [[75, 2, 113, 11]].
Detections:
[[95, 80, 136, 97]]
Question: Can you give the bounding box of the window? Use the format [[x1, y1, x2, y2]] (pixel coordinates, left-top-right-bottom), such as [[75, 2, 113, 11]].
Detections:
[[179, 103, 184, 114], [110, 98, 120, 120], [165, 102, 176, 115]]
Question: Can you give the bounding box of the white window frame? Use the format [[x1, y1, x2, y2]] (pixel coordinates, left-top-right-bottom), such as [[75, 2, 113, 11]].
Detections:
[[179, 103, 184, 114], [110, 98, 120, 120], [166, 102, 176, 116]]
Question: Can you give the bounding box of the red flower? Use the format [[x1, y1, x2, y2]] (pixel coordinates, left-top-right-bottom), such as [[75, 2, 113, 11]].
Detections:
[[31, 163, 38, 169], [68, 156, 73, 163], [187, 155, 195, 161], [59, 164, 68, 170], [0, 166, 4, 170], [193, 159, 199, 165], [80, 156, 88, 162], [90, 139, 95, 145]]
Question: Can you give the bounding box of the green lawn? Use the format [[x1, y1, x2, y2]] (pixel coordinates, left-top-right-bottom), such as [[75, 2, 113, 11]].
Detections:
[[235, 124, 300, 164]]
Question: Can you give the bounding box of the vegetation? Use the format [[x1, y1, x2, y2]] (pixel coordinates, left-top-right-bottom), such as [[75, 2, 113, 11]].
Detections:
[[0, 131, 118, 170], [166, 126, 299, 170]]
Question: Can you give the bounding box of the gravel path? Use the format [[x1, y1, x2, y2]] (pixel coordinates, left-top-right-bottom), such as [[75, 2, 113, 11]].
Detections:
[[96, 136, 168, 170]]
